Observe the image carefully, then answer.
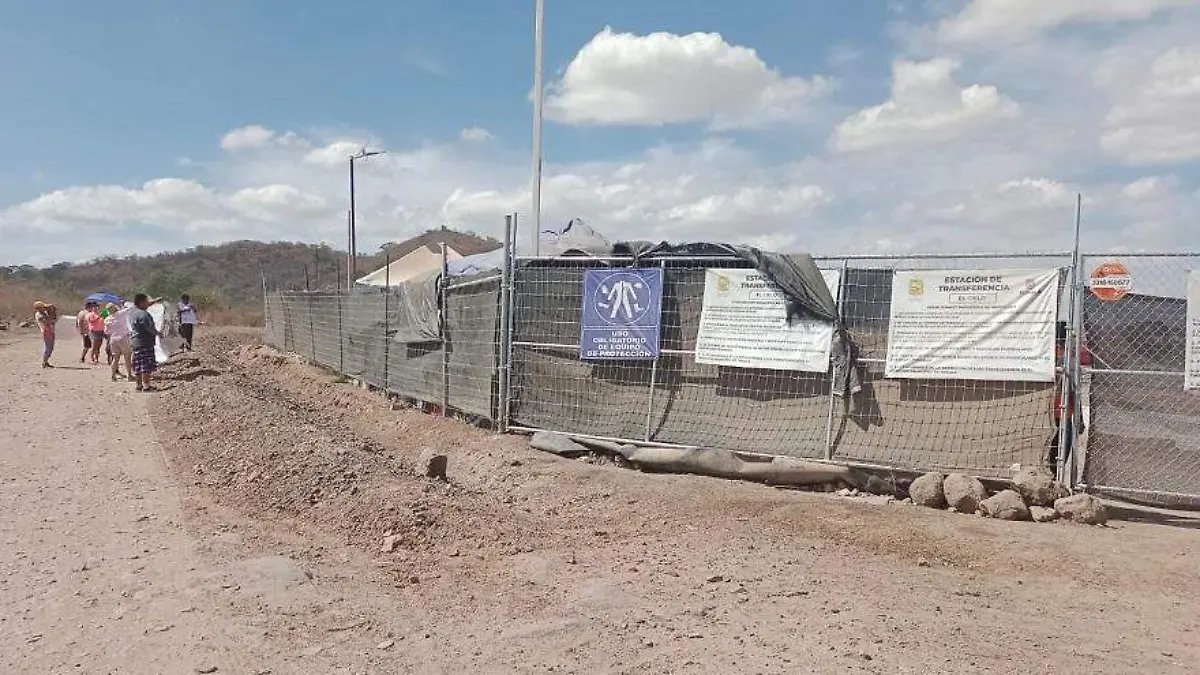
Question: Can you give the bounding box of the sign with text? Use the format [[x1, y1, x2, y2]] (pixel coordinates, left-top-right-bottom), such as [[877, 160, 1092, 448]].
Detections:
[[580, 268, 663, 360], [694, 268, 841, 372], [1186, 271, 1200, 391], [884, 269, 1058, 382]]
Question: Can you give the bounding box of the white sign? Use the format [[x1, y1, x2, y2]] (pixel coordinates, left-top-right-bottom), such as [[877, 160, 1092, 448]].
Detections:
[[695, 268, 840, 372], [1186, 271, 1200, 391], [884, 269, 1059, 382]]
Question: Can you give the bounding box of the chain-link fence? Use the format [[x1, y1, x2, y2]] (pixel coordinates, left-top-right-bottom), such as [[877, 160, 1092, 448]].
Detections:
[[506, 253, 1073, 479], [1078, 253, 1200, 506], [261, 241, 1200, 502], [262, 275, 501, 421]]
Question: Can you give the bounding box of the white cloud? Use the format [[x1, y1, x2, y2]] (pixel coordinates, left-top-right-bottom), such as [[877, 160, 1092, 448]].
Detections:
[[459, 127, 494, 142], [303, 140, 368, 168], [1099, 45, 1200, 164], [225, 185, 329, 222], [545, 27, 831, 128], [832, 59, 1020, 152], [938, 0, 1197, 43], [1121, 175, 1179, 200], [220, 125, 277, 151]]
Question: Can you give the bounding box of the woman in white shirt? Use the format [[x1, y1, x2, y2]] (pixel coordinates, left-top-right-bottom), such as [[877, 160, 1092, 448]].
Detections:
[[177, 294, 199, 351], [106, 302, 134, 381]]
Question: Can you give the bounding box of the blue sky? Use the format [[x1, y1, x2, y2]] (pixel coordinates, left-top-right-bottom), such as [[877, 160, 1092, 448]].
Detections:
[[2, 0, 1199, 265]]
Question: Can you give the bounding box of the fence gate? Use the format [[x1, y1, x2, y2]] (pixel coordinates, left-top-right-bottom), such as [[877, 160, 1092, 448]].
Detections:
[[1078, 253, 1200, 507]]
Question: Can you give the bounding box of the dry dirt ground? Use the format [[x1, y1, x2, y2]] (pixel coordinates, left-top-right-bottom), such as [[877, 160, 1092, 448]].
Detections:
[[2, 326, 1199, 674]]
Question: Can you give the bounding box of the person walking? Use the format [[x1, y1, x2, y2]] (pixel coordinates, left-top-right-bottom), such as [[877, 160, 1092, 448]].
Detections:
[[129, 294, 164, 392], [106, 302, 134, 381], [177, 294, 199, 351], [85, 303, 107, 365], [34, 301, 57, 368], [76, 302, 93, 363]]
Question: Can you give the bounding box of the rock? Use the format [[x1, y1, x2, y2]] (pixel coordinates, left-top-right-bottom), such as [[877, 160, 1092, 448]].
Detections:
[[380, 535, 402, 553], [909, 472, 947, 508], [18, 320, 32, 328], [1030, 506, 1059, 523], [943, 474, 989, 513], [415, 449, 448, 480], [1054, 494, 1108, 525], [864, 474, 900, 497], [1012, 467, 1060, 507], [377, 639, 395, 650], [979, 490, 1031, 521]]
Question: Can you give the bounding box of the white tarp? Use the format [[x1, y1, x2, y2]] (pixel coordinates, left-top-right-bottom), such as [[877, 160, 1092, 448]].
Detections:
[[148, 303, 183, 365], [884, 268, 1059, 382], [695, 268, 840, 372], [1186, 271, 1200, 391]]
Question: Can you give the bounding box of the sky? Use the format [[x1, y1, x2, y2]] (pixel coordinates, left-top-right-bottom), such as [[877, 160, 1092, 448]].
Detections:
[[1, 0, 1199, 266]]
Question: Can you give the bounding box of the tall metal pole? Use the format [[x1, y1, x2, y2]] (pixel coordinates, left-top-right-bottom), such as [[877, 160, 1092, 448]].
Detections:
[[346, 209, 354, 290], [347, 149, 386, 286], [531, 0, 545, 256], [348, 157, 357, 282]]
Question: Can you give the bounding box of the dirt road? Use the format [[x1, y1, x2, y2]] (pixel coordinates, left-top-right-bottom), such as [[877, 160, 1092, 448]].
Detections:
[[2, 327, 1199, 674]]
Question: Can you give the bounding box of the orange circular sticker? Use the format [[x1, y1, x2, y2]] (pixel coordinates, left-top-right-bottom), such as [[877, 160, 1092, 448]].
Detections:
[[1089, 262, 1131, 302]]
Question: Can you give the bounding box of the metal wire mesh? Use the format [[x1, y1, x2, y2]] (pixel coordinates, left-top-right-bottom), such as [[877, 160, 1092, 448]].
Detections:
[[261, 277, 501, 420], [1079, 253, 1200, 506], [507, 254, 1072, 477], [262, 248, 1200, 497]]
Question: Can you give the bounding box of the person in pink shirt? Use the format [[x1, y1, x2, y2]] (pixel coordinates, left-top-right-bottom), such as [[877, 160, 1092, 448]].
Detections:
[[85, 303, 106, 365]]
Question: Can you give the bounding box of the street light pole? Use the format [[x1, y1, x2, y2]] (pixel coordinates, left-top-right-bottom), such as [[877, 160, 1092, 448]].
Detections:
[[347, 148, 386, 287], [531, 0, 545, 256]]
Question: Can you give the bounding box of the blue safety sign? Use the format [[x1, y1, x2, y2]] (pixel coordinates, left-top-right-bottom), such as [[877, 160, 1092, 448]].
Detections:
[[580, 268, 663, 360]]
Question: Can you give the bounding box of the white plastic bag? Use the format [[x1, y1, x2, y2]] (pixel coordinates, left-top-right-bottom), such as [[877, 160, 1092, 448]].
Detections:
[[148, 303, 183, 364]]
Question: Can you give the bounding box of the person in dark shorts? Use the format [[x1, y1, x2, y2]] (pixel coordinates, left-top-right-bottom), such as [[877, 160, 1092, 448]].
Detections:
[[177, 293, 199, 351], [76, 302, 93, 363], [129, 294, 164, 392]]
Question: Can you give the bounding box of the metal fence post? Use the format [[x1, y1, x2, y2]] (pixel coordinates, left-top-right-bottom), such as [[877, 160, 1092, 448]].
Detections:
[[441, 243, 450, 417], [260, 264, 270, 345], [644, 258, 668, 442], [336, 259, 345, 374], [823, 259, 849, 460], [304, 266, 316, 361], [1066, 194, 1084, 487], [504, 214, 519, 429], [383, 250, 391, 390], [498, 214, 514, 431], [1057, 194, 1083, 484]]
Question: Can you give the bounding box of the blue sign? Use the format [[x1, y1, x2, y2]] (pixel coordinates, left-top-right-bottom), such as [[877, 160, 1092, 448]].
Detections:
[[581, 268, 663, 360]]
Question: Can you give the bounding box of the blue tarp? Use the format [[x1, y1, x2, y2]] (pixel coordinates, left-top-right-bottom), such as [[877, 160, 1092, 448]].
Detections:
[[85, 292, 124, 306]]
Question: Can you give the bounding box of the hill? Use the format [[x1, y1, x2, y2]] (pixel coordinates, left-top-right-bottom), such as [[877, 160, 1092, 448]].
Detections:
[[0, 228, 501, 324]]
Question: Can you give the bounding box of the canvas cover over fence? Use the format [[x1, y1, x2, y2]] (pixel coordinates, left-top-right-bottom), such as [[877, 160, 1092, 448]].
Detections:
[[262, 247, 1200, 505]]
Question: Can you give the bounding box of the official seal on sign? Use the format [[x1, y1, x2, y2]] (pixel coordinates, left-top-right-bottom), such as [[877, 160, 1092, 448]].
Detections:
[[908, 277, 925, 298], [1089, 262, 1131, 302]]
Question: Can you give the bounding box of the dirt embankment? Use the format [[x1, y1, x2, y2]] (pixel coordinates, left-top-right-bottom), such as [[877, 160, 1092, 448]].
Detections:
[[143, 329, 1200, 674]]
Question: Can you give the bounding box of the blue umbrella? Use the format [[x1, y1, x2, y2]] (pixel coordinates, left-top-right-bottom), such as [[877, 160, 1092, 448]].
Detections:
[[85, 292, 124, 306]]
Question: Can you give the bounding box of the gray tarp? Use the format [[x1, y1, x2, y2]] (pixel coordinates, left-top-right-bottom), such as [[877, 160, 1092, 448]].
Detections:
[[620, 241, 862, 396], [376, 269, 442, 343], [384, 268, 503, 344]]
